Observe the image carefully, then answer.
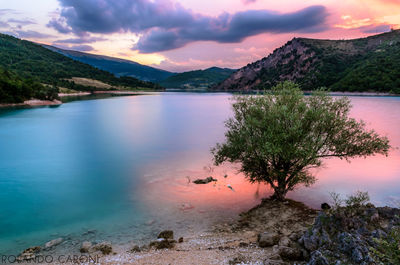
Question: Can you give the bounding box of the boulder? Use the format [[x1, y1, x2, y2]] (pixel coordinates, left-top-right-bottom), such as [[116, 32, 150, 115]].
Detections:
[[129, 245, 141, 253], [92, 241, 113, 255], [80, 241, 92, 253], [278, 237, 291, 247], [308, 250, 329, 265], [44, 238, 63, 249], [258, 232, 280, 248], [178, 237, 184, 243], [149, 238, 176, 249], [158, 230, 174, 240], [193, 177, 217, 184], [278, 246, 303, 261]]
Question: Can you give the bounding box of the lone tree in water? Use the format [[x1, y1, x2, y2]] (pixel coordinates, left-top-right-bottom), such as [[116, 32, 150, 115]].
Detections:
[[212, 82, 391, 201]]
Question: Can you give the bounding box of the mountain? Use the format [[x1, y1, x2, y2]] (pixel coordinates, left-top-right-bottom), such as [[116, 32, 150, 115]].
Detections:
[[0, 34, 161, 93], [44, 45, 174, 82], [159, 67, 236, 89], [214, 30, 400, 93]]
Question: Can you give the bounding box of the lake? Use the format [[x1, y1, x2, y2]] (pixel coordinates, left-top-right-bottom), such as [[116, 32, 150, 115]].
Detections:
[[0, 93, 399, 254]]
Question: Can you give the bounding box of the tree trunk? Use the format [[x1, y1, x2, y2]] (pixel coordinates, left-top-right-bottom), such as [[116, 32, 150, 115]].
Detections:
[[271, 185, 288, 201]]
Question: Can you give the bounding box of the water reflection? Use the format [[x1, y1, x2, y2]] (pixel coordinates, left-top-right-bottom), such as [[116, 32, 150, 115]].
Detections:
[[0, 93, 399, 254]]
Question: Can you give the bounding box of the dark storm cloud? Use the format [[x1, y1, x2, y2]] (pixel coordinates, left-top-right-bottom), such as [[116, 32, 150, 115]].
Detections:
[[49, 0, 329, 53]]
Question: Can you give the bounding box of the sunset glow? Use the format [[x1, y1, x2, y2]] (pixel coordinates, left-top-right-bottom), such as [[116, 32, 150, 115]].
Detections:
[[0, 0, 399, 71]]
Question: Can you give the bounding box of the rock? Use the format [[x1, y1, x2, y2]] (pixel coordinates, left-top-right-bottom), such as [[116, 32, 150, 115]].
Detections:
[[371, 229, 387, 239], [228, 254, 247, 265], [278, 246, 303, 261], [82, 229, 96, 235], [180, 203, 194, 211], [145, 219, 155, 226], [149, 238, 176, 249], [278, 237, 291, 247], [178, 237, 184, 243], [17, 246, 41, 262], [351, 247, 363, 263], [92, 241, 113, 255], [129, 245, 141, 253], [193, 177, 217, 184], [80, 241, 92, 253], [321, 203, 331, 210], [158, 230, 174, 240], [44, 238, 63, 249], [370, 212, 380, 222], [308, 250, 329, 265], [258, 232, 280, 248]]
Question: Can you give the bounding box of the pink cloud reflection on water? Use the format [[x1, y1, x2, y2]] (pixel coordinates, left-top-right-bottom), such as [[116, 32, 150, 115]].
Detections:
[[136, 96, 400, 228]]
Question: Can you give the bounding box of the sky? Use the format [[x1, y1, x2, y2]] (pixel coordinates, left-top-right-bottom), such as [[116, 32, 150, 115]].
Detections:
[[0, 0, 399, 72]]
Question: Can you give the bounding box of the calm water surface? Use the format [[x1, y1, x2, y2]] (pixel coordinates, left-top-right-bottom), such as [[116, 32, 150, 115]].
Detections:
[[0, 93, 399, 254]]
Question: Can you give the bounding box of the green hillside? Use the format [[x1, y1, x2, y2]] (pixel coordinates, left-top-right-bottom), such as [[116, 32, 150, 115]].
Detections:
[[215, 30, 400, 93], [0, 67, 58, 103], [159, 67, 236, 89], [0, 34, 162, 94]]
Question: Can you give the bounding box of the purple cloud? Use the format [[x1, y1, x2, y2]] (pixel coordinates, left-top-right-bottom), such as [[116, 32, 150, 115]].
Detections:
[[15, 30, 54, 39], [49, 0, 329, 53], [54, 36, 106, 44], [360, 24, 392, 34], [70, 44, 94, 51], [242, 0, 257, 4]]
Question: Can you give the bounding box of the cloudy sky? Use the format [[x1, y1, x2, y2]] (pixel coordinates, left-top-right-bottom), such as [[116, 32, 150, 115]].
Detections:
[[0, 0, 398, 72]]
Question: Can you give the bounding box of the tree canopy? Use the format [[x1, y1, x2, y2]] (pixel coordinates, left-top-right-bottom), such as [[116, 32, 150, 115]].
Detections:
[[212, 82, 391, 200]]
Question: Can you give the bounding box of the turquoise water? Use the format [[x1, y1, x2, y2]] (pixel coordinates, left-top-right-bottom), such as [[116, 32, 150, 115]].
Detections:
[[0, 93, 399, 254]]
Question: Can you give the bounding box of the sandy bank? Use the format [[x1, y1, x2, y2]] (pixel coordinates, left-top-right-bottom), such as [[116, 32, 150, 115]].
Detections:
[[0, 99, 62, 108]]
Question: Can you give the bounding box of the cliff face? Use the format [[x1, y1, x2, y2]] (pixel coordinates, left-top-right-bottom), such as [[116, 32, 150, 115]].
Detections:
[[214, 30, 400, 92], [219, 39, 317, 91]]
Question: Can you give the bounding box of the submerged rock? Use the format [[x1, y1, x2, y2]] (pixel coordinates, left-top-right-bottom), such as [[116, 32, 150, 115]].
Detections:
[[44, 238, 63, 249], [193, 177, 217, 184], [17, 246, 41, 262], [80, 241, 92, 253]]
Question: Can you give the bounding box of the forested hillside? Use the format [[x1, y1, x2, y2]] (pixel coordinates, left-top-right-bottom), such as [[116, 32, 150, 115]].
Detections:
[[0, 34, 162, 93], [159, 67, 235, 89], [0, 68, 58, 103]]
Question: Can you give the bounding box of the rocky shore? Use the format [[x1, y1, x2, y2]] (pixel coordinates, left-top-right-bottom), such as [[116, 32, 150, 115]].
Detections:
[[14, 198, 399, 265]]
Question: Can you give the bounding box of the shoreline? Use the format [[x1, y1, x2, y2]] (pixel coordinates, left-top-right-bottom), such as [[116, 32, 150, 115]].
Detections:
[[1, 90, 399, 109], [12, 197, 400, 264]]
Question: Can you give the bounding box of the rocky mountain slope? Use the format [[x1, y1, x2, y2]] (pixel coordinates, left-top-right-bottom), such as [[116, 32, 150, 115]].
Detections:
[[214, 30, 400, 93]]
